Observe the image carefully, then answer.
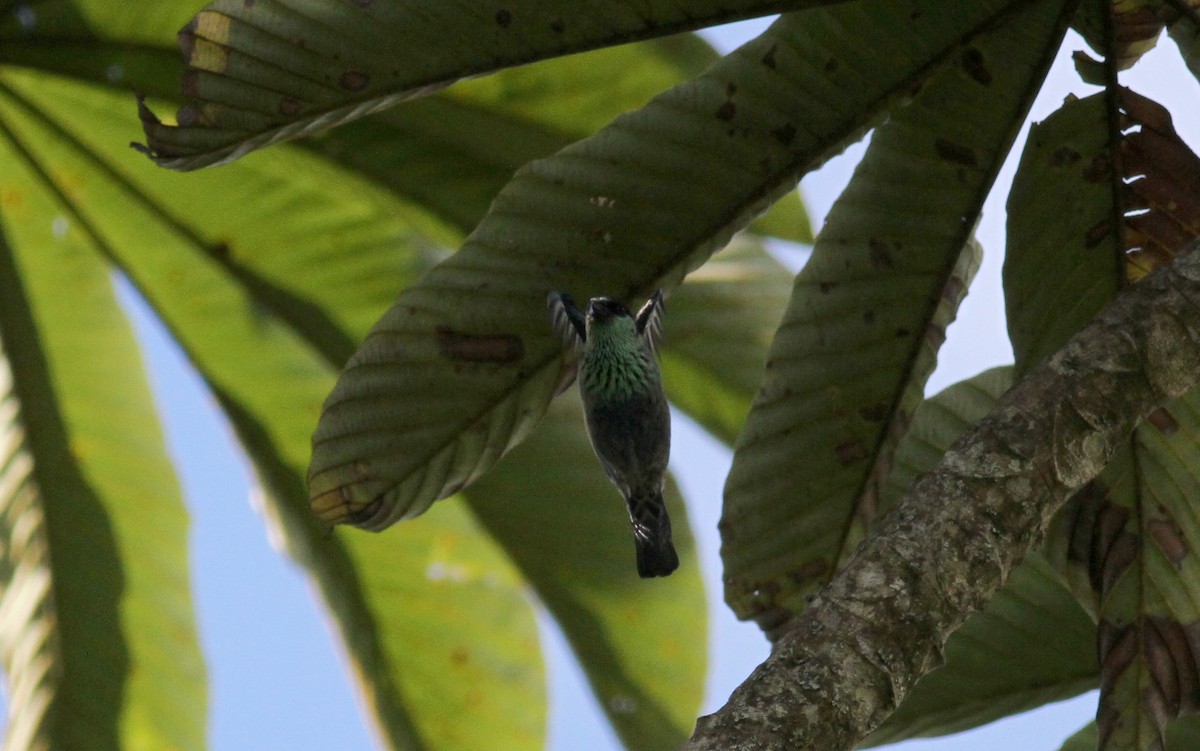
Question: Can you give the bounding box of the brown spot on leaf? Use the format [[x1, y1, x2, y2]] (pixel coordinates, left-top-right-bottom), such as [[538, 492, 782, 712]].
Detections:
[[868, 238, 894, 268], [1100, 527, 1139, 597], [176, 105, 200, 127], [495, 8, 512, 27], [1085, 218, 1112, 248], [859, 403, 889, 422], [925, 324, 946, 349], [762, 44, 777, 69], [754, 605, 794, 640], [788, 558, 829, 586], [344, 497, 383, 526], [942, 275, 964, 303], [715, 101, 736, 121], [1097, 502, 1137, 594], [1065, 482, 1142, 595], [934, 138, 977, 167], [1182, 621, 1200, 712], [1082, 154, 1111, 183], [960, 47, 992, 85], [1146, 407, 1178, 435], [450, 647, 470, 668], [279, 97, 303, 116], [1098, 620, 1137, 681], [1143, 617, 1200, 717], [436, 326, 524, 363], [339, 70, 370, 91], [181, 70, 201, 98], [584, 227, 612, 243], [177, 23, 196, 58], [835, 440, 868, 465], [1148, 518, 1189, 567], [1050, 146, 1081, 167], [772, 123, 796, 145]]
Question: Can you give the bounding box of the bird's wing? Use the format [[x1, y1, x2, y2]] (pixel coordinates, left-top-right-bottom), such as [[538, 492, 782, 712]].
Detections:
[[635, 290, 665, 353], [548, 291, 586, 349]]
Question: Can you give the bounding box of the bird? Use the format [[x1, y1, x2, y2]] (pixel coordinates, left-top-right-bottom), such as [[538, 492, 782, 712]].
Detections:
[[548, 289, 678, 578]]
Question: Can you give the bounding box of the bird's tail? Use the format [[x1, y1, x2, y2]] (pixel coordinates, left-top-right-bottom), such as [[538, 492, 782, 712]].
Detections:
[[627, 490, 679, 578]]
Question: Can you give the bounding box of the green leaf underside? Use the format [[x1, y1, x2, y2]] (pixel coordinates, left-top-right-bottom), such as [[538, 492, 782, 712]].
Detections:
[[0, 150, 204, 747], [0, 71, 545, 751], [1007, 92, 1200, 750], [0, 2, 194, 102], [309, 0, 1043, 536], [867, 368, 1099, 745], [0, 7, 815, 245], [334, 503, 546, 751], [0, 347, 57, 751], [465, 394, 706, 751], [135, 0, 841, 170], [1004, 93, 1117, 379], [298, 40, 814, 242], [660, 239, 795, 445], [720, 0, 1074, 634]]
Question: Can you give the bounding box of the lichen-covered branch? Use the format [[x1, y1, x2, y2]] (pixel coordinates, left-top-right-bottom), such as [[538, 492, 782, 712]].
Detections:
[[688, 239, 1200, 750]]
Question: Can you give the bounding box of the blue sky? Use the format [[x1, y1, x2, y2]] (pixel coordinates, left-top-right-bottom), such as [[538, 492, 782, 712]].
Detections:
[[112, 14, 1200, 751]]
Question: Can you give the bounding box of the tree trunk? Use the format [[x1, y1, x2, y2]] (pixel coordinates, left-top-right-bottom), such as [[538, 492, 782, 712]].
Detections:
[[687, 239, 1200, 750]]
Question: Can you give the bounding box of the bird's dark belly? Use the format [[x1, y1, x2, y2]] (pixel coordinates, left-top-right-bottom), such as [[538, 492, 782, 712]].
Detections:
[[584, 394, 670, 488]]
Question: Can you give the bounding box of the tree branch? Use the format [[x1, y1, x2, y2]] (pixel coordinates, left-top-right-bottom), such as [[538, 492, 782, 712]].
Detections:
[[688, 239, 1200, 750]]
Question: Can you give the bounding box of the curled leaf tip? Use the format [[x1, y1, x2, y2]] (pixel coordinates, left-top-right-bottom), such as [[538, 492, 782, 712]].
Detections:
[[131, 95, 166, 161], [309, 475, 389, 528]]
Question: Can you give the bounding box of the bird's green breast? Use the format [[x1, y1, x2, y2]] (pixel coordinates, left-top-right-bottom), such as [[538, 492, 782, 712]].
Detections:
[[581, 323, 658, 402]]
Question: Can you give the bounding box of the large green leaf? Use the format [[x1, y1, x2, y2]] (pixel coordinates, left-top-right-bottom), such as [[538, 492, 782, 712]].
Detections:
[[866, 368, 1098, 745], [134, 0, 843, 169], [466, 393, 706, 751], [299, 36, 811, 241], [1004, 94, 1117, 378], [0, 0, 191, 100], [0, 147, 204, 747], [0, 70, 544, 751], [309, 0, 1042, 533], [1006, 89, 1200, 751], [719, 0, 1073, 635]]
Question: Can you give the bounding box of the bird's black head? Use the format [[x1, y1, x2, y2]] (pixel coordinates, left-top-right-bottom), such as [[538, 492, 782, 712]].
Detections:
[[586, 297, 631, 322]]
